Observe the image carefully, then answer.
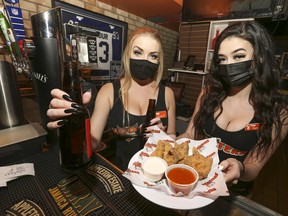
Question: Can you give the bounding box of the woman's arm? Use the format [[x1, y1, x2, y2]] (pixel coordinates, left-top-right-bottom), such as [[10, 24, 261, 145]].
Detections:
[[241, 119, 288, 181], [90, 83, 114, 148], [165, 86, 176, 139], [221, 109, 288, 183]]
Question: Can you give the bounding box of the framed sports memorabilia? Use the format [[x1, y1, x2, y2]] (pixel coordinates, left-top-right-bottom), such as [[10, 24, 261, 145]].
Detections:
[[53, 0, 128, 82]]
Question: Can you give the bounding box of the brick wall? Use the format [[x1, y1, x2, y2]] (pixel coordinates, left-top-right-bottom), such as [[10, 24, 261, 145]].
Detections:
[[0, 0, 178, 78]]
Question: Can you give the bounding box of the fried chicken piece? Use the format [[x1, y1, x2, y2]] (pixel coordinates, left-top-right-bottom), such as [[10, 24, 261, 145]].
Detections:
[[150, 140, 178, 165], [174, 142, 189, 161], [149, 140, 213, 179], [150, 140, 166, 158], [163, 142, 178, 166], [183, 147, 213, 179]]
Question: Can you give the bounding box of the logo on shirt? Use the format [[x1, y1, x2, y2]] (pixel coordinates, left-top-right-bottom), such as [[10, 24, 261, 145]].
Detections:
[[217, 141, 247, 157], [245, 123, 261, 131], [156, 111, 167, 118], [204, 130, 248, 157]]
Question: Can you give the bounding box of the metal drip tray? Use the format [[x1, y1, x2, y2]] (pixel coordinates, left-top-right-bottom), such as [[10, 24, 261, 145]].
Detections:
[[0, 123, 47, 165]]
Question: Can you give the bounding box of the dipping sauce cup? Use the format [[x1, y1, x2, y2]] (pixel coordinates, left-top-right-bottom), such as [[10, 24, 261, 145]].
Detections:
[[165, 164, 199, 196], [142, 157, 168, 182]]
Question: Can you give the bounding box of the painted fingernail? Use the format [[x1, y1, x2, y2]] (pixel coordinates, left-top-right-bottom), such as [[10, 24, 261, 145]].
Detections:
[[71, 103, 83, 109], [62, 94, 73, 102], [57, 120, 67, 126], [144, 133, 152, 138], [64, 108, 77, 114]]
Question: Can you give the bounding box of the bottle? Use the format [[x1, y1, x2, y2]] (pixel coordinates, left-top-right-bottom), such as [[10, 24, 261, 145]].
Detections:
[[145, 99, 156, 126], [58, 61, 92, 170], [141, 99, 156, 146]]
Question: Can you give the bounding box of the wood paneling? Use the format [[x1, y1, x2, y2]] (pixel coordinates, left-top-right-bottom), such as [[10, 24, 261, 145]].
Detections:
[[176, 22, 210, 106], [177, 73, 207, 106]]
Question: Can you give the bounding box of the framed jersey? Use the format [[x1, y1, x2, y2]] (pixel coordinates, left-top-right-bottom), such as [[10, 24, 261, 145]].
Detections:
[[53, 0, 127, 82]]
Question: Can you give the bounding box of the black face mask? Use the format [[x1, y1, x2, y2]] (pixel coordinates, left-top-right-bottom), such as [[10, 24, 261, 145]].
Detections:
[[130, 59, 159, 81], [219, 60, 253, 87]]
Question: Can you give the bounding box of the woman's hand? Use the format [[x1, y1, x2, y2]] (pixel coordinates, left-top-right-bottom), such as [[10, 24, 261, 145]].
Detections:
[[219, 158, 244, 185], [144, 117, 175, 138], [145, 117, 167, 134], [46, 88, 92, 129], [148, 117, 167, 131]]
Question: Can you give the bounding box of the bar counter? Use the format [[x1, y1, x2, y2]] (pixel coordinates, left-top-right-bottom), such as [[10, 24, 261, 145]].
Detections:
[[0, 147, 281, 216]]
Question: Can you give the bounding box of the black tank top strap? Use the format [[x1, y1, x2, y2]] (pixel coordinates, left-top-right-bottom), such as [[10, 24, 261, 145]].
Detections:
[[155, 84, 168, 126], [112, 79, 121, 104], [156, 84, 166, 110]]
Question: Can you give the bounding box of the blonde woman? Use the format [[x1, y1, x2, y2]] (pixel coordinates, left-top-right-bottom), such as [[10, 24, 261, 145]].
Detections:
[[47, 27, 176, 170]]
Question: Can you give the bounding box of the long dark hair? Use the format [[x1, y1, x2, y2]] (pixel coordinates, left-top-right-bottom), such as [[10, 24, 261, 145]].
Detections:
[[194, 21, 288, 160]]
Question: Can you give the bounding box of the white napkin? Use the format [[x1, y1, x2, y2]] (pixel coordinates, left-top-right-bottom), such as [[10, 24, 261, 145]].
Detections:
[[0, 163, 35, 187], [123, 126, 229, 198]]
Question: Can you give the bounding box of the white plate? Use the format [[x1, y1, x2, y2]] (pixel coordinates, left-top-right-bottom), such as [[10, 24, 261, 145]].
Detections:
[[128, 150, 217, 210]]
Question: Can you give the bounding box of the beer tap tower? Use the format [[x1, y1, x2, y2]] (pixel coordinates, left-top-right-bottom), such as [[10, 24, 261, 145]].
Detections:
[[0, 6, 47, 164], [29, 7, 64, 148], [30, 7, 93, 148], [0, 6, 92, 164]]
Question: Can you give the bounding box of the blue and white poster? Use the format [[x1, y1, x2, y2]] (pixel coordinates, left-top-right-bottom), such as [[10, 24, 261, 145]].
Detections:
[[55, 1, 127, 81]]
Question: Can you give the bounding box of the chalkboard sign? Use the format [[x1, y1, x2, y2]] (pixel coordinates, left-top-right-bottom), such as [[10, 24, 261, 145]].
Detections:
[[53, 0, 128, 81]]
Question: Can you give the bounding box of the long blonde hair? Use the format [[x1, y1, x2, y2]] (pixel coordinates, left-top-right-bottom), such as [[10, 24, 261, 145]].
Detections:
[[119, 27, 164, 125]]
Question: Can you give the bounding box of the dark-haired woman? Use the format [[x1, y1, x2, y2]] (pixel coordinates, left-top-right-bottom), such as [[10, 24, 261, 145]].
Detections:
[[178, 21, 288, 195]]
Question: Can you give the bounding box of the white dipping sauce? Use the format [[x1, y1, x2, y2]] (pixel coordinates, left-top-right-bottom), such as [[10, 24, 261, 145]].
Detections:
[[143, 158, 166, 174], [142, 157, 168, 181]]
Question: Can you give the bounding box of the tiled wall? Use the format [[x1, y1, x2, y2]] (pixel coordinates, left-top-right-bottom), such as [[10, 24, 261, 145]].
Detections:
[[0, 0, 178, 79]]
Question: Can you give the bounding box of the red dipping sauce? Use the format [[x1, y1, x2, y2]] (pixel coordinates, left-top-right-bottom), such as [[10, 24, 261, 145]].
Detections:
[[167, 167, 196, 184], [165, 164, 199, 196]]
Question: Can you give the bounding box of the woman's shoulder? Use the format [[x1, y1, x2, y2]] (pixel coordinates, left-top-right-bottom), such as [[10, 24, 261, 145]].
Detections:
[[98, 82, 114, 96], [101, 82, 113, 89], [164, 85, 174, 96], [163, 85, 176, 107]]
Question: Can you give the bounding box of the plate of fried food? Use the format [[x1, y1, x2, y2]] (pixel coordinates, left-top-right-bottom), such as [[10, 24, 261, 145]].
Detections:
[[124, 126, 229, 210]]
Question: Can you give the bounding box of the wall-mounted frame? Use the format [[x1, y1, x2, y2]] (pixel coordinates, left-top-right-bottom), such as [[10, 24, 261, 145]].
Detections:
[[280, 52, 288, 70], [52, 0, 128, 82], [110, 61, 122, 80]]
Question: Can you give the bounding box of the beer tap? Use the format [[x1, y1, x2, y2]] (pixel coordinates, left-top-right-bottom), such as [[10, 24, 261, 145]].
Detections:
[[0, 8, 31, 79]]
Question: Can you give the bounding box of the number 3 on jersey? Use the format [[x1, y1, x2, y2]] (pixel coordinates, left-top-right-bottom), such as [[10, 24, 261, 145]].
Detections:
[[97, 31, 113, 70]]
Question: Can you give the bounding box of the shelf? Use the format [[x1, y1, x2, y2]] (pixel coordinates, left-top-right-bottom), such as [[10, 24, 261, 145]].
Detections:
[[204, 18, 254, 73], [168, 68, 207, 88], [168, 68, 208, 75]]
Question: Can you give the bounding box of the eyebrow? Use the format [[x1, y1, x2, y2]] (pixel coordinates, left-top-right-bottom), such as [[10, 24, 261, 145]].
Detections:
[[133, 46, 159, 55], [232, 48, 247, 53], [133, 46, 143, 51], [218, 48, 247, 56]]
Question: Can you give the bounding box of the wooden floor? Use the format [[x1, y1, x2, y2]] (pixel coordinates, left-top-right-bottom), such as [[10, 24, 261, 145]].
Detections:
[[251, 137, 288, 216]]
